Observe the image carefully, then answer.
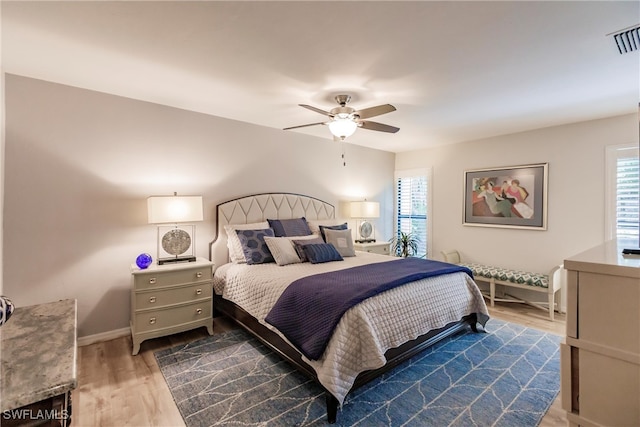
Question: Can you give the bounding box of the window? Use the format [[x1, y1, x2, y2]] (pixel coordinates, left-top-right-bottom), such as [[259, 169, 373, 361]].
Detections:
[[606, 144, 639, 240], [395, 169, 431, 257]]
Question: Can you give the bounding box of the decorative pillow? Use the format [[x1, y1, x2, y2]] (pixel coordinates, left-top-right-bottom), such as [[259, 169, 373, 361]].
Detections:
[[292, 236, 325, 262], [324, 228, 355, 257], [224, 222, 270, 263], [303, 243, 344, 264], [307, 219, 348, 236], [319, 223, 348, 242], [267, 217, 312, 237], [236, 229, 275, 265], [264, 236, 302, 266]]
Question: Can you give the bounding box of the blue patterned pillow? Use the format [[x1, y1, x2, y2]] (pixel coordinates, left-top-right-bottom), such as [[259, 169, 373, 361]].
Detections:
[[268, 217, 312, 237], [236, 229, 275, 265], [302, 243, 344, 264], [292, 236, 325, 262], [319, 223, 348, 242]]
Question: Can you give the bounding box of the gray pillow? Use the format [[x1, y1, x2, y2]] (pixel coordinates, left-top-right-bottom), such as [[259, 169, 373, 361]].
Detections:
[[319, 223, 348, 242], [324, 228, 355, 257]]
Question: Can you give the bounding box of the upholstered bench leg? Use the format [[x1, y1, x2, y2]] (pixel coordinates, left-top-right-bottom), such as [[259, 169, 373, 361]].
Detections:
[[490, 279, 496, 307], [548, 291, 555, 321]]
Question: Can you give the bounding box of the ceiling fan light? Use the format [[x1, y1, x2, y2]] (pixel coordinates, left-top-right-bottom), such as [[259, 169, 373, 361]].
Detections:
[[328, 117, 358, 140]]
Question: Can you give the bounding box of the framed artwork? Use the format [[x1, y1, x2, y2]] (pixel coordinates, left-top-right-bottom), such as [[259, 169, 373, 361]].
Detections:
[[463, 163, 548, 230]]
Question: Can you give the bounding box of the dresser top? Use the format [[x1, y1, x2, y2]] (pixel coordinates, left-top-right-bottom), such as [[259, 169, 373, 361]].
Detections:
[[131, 256, 213, 274], [564, 239, 640, 278], [0, 299, 77, 410]]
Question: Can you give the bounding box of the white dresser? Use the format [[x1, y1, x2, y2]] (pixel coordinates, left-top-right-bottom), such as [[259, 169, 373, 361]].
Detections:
[[130, 257, 214, 355], [561, 239, 640, 426]]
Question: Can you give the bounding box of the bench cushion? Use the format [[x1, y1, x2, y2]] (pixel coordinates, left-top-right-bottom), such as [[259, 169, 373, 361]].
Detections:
[[461, 263, 549, 288]]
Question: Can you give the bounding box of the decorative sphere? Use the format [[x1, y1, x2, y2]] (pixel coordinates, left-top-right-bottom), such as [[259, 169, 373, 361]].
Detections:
[[0, 296, 14, 327], [136, 253, 153, 269]]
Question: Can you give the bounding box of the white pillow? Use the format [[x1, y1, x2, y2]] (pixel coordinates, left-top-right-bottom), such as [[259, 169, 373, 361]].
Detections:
[[307, 218, 349, 236], [264, 236, 302, 266], [324, 228, 356, 257], [224, 221, 270, 263]]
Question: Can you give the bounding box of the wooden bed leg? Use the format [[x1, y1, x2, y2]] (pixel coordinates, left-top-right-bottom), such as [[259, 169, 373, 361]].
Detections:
[[326, 393, 339, 424]]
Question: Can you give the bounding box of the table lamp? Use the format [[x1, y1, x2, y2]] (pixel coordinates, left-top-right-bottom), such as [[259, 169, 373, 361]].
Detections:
[[147, 193, 203, 264], [350, 200, 380, 243]]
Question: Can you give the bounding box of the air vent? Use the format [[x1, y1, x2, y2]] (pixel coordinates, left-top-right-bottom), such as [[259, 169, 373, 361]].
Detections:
[[610, 24, 640, 54]]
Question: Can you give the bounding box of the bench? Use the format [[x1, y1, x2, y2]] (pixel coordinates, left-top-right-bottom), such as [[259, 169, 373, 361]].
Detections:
[[441, 249, 562, 321]]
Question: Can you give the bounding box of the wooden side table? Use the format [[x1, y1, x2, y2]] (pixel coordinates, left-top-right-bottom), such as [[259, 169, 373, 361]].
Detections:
[[0, 299, 77, 426], [130, 257, 214, 355]]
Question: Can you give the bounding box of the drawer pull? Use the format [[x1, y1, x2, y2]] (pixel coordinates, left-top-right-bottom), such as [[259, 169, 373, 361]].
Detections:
[[196, 272, 203, 278], [149, 317, 156, 325], [149, 278, 157, 284], [149, 296, 156, 303], [196, 308, 203, 315], [196, 289, 202, 295]]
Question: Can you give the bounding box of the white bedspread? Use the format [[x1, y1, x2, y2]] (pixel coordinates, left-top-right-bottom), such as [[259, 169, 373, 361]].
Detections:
[[213, 252, 489, 404]]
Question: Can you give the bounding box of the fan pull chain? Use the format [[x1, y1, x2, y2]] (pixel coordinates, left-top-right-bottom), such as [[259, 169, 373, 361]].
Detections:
[[342, 142, 346, 167]]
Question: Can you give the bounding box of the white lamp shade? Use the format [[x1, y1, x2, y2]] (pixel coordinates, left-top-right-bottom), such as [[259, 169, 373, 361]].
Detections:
[[147, 195, 203, 224], [350, 201, 380, 218], [328, 117, 358, 139]]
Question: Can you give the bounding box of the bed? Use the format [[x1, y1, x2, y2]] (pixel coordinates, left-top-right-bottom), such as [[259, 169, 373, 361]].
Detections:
[[209, 193, 489, 423]]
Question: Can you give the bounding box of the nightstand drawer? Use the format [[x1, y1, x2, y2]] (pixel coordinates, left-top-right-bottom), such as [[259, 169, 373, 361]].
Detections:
[[355, 242, 391, 255], [133, 267, 212, 290], [135, 283, 212, 310], [135, 302, 212, 333]]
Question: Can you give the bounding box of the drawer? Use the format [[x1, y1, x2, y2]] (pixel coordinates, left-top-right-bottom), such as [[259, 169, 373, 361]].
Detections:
[[568, 346, 640, 426], [135, 283, 212, 310], [577, 271, 640, 354], [367, 245, 389, 255], [135, 301, 212, 333], [133, 267, 212, 290]]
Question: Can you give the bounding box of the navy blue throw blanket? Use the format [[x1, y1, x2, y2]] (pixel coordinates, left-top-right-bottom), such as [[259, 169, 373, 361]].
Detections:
[[264, 258, 473, 360]]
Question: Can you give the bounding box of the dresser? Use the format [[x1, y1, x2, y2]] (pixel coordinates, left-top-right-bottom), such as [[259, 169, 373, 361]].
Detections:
[[130, 257, 214, 355], [0, 299, 77, 426], [561, 239, 640, 427], [353, 241, 391, 255]]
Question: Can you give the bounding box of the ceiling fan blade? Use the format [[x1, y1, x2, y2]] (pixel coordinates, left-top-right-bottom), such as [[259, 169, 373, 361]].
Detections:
[[299, 104, 332, 117], [359, 120, 400, 133], [354, 104, 396, 120], [283, 122, 326, 130]]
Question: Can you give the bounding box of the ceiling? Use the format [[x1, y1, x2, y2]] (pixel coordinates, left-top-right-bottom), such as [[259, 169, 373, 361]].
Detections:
[[2, 1, 639, 153]]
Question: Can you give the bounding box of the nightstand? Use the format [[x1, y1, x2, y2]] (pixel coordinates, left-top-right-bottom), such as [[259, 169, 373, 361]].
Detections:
[[354, 241, 391, 255], [130, 257, 214, 355]]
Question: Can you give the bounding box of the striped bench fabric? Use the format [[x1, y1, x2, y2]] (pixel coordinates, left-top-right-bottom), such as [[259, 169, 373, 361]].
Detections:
[[441, 250, 562, 321], [461, 263, 549, 288]]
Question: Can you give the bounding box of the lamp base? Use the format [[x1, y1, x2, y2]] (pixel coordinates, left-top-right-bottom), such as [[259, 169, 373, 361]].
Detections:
[[355, 239, 377, 243], [158, 256, 197, 265]]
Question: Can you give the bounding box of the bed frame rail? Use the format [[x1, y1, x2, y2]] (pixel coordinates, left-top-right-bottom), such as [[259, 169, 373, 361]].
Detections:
[[214, 295, 478, 423]]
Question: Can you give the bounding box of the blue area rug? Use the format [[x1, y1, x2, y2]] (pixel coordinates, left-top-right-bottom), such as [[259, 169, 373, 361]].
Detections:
[[155, 319, 561, 426]]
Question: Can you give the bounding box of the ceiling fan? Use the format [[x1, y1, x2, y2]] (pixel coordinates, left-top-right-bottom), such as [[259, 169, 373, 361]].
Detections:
[[283, 95, 399, 140]]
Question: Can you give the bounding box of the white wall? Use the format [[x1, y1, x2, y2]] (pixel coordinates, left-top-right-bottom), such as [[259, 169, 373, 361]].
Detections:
[[3, 74, 395, 337], [396, 113, 638, 307]]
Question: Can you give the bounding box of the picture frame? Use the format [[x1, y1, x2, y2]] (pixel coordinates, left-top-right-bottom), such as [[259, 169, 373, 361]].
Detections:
[[463, 163, 548, 230]]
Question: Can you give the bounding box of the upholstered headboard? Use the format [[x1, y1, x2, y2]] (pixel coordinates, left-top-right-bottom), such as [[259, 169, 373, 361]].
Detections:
[[209, 193, 335, 266]]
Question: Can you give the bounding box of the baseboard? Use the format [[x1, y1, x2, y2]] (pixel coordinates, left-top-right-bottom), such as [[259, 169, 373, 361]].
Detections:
[[78, 327, 130, 347]]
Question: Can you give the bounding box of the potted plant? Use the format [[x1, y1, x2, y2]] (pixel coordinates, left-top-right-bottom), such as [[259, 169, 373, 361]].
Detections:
[[390, 232, 421, 258]]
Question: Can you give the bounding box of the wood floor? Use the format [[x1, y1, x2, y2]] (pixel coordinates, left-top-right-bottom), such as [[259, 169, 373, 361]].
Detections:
[[74, 303, 567, 426]]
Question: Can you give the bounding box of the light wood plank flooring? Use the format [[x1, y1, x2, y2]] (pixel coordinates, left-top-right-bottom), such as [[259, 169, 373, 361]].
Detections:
[[74, 304, 566, 426]]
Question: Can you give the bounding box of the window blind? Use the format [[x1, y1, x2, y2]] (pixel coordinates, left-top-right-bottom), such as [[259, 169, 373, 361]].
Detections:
[[616, 148, 640, 239], [396, 174, 428, 257]]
